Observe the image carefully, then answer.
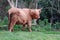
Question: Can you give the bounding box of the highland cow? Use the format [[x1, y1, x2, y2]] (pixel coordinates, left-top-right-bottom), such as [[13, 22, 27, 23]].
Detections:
[[8, 8, 41, 32]]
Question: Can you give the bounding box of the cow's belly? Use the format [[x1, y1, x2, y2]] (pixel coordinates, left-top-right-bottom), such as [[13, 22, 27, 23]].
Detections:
[[16, 21, 21, 25], [16, 20, 27, 25]]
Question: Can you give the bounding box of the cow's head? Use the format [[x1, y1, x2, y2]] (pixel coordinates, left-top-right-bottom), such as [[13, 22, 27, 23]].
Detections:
[[30, 9, 41, 19]]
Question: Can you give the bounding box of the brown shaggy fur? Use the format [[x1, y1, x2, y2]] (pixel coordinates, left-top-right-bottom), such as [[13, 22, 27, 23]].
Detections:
[[8, 8, 41, 32]]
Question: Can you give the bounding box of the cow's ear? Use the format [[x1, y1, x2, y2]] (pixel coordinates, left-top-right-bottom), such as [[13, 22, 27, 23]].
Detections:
[[38, 8, 42, 12], [29, 10, 33, 15], [38, 9, 42, 14]]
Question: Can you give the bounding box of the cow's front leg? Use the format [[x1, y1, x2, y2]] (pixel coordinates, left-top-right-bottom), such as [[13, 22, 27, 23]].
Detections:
[[27, 21, 32, 32]]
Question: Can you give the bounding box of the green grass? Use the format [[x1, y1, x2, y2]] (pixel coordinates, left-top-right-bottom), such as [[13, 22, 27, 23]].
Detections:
[[0, 18, 60, 40], [0, 31, 60, 40]]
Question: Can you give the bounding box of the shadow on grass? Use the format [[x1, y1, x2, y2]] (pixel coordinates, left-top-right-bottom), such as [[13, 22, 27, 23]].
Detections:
[[0, 25, 30, 32]]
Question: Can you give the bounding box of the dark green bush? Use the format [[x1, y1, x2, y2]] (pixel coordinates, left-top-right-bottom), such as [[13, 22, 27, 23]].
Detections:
[[0, 16, 8, 26], [0, 18, 60, 32]]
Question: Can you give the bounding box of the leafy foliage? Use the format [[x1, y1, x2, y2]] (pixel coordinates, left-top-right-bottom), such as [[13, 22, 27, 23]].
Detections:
[[0, 0, 60, 31]]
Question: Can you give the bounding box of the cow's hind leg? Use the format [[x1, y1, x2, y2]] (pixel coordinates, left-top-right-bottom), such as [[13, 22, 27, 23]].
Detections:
[[8, 16, 17, 32]]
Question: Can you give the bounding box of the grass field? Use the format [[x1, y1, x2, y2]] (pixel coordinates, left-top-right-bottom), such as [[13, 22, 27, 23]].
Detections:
[[0, 31, 60, 40]]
